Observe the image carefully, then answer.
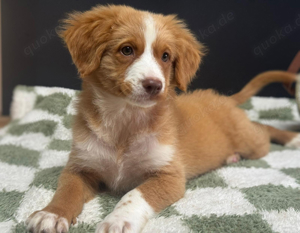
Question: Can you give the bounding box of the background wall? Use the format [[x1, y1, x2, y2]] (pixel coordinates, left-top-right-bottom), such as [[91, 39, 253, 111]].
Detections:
[[1, 0, 300, 115], [0, 0, 2, 115]]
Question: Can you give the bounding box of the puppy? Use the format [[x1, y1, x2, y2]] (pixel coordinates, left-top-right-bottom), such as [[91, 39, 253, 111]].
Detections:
[[26, 5, 300, 233]]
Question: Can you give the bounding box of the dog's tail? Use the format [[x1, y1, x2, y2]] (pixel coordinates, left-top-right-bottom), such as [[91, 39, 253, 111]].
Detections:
[[231, 71, 297, 105]]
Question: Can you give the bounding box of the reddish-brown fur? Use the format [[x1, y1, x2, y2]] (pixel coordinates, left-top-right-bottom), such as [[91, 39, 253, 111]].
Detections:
[[27, 5, 298, 233]]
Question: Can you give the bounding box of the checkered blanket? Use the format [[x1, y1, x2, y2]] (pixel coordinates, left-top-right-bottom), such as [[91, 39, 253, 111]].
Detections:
[[1, 85, 300, 233]]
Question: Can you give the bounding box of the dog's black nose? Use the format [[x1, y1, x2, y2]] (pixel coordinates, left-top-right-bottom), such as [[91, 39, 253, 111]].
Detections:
[[142, 78, 162, 95]]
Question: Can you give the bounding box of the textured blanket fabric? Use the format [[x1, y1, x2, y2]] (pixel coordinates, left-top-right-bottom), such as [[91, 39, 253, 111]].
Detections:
[[1, 86, 300, 233]]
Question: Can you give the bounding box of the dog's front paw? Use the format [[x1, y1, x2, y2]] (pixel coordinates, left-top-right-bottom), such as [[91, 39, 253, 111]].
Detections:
[[26, 210, 69, 233], [95, 207, 148, 233], [96, 189, 154, 233], [96, 214, 133, 233]]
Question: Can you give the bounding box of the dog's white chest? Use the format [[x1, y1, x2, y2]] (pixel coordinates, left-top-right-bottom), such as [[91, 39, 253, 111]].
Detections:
[[75, 132, 174, 192]]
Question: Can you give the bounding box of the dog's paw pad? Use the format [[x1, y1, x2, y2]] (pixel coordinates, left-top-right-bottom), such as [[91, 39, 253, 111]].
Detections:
[[285, 134, 300, 149], [26, 211, 69, 233], [226, 153, 241, 164], [96, 219, 132, 233]]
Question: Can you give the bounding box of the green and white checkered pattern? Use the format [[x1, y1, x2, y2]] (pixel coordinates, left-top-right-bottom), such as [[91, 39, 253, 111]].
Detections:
[[1, 86, 300, 233]]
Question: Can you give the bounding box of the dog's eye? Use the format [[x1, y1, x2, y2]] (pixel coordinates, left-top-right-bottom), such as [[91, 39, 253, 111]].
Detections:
[[162, 52, 169, 62], [121, 46, 133, 56]]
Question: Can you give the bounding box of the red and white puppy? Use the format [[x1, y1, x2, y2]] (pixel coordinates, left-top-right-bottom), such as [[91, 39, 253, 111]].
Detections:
[[26, 5, 300, 233]]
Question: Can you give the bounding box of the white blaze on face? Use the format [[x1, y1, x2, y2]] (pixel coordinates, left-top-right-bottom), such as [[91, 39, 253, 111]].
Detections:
[[125, 15, 165, 98]]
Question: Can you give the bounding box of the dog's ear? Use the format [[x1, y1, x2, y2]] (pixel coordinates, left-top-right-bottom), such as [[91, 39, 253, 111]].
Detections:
[[173, 20, 206, 91], [58, 6, 117, 78]]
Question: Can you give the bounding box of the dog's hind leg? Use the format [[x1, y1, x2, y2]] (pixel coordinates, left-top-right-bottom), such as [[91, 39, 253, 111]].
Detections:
[[240, 122, 300, 160], [238, 122, 300, 160], [236, 122, 270, 160], [264, 124, 300, 148]]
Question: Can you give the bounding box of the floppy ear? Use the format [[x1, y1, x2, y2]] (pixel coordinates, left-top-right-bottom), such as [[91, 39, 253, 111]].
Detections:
[[173, 21, 205, 91], [58, 6, 116, 78]]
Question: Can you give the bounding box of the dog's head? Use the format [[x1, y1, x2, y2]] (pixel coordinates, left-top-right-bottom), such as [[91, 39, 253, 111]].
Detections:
[[59, 5, 205, 107]]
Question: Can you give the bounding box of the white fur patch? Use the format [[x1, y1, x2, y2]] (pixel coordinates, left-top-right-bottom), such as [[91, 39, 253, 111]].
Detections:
[[96, 189, 155, 232], [75, 131, 174, 192], [125, 15, 165, 105], [285, 134, 300, 149], [92, 88, 131, 133], [26, 211, 68, 233], [75, 88, 174, 192]]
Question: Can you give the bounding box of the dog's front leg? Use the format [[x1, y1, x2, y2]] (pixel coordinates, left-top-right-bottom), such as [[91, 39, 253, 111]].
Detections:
[[26, 168, 97, 233], [96, 162, 186, 233]]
